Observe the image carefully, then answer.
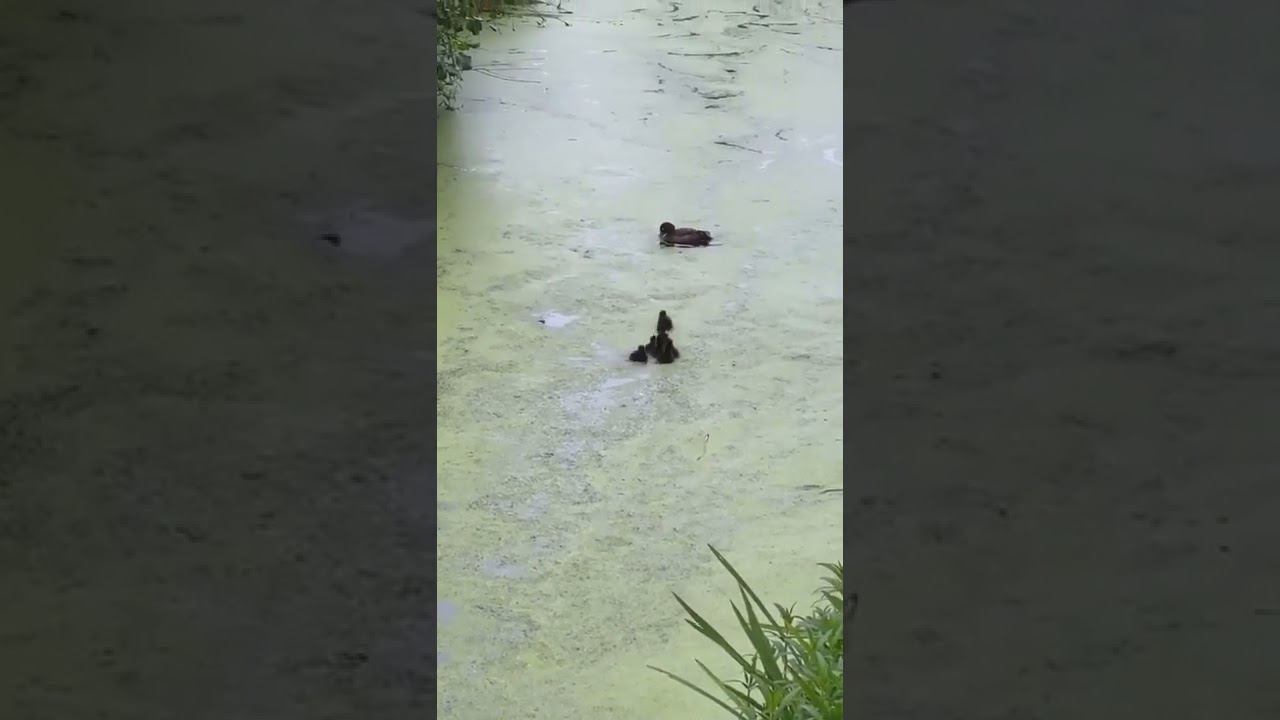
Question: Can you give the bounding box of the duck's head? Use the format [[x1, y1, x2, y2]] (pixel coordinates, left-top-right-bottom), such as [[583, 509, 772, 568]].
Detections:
[[659, 222, 675, 235]]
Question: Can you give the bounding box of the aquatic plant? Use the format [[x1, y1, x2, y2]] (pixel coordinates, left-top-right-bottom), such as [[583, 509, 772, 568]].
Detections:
[[650, 546, 846, 719]]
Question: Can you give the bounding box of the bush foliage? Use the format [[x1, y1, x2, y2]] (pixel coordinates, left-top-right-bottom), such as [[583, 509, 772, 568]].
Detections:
[[436, 0, 487, 109]]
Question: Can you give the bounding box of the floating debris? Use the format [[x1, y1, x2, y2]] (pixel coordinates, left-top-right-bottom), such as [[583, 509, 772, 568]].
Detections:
[[538, 312, 578, 328], [714, 139, 762, 153], [668, 50, 745, 57], [696, 88, 742, 100]]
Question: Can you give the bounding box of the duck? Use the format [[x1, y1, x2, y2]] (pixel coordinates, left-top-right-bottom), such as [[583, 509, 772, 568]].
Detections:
[[628, 345, 648, 363], [659, 222, 714, 247], [653, 331, 680, 363], [657, 310, 673, 334], [647, 331, 672, 356]]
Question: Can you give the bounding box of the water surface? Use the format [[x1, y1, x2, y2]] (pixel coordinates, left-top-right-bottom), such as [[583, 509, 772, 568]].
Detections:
[[437, 1, 842, 716]]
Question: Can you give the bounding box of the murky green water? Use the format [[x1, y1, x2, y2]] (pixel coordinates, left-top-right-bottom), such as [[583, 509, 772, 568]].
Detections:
[[437, 1, 841, 716]]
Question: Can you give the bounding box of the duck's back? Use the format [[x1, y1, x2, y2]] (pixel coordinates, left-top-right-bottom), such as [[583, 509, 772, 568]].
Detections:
[[667, 229, 712, 246]]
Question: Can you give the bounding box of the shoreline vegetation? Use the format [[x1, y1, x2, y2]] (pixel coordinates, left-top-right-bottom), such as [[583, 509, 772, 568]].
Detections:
[[436, 0, 567, 108], [650, 546, 846, 719]]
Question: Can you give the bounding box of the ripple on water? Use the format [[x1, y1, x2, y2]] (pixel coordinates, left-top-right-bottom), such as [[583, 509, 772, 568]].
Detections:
[[600, 377, 637, 390]]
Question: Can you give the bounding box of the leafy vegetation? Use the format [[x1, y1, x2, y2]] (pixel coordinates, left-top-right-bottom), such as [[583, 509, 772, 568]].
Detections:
[[436, 0, 556, 109], [650, 546, 846, 720], [436, 0, 488, 109]]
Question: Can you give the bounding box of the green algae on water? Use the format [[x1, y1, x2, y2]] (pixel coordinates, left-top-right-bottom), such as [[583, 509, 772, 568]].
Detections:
[[437, 1, 842, 717]]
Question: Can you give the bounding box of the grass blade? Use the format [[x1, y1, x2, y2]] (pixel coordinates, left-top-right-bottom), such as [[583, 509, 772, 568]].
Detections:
[[733, 588, 783, 684], [670, 592, 758, 676], [655, 546, 846, 718], [695, 659, 765, 713], [647, 665, 741, 715], [708, 545, 779, 626]]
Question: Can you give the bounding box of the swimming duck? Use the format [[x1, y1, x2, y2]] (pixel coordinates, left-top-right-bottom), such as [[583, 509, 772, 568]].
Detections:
[[656, 334, 680, 363], [657, 310, 673, 334], [659, 222, 714, 247], [629, 345, 648, 363], [648, 331, 672, 355]]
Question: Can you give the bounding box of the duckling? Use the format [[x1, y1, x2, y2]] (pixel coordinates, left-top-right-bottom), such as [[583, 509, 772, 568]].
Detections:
[[645, 334, 659, 356], [656, 342, 679, 364], [657, 310, 673, 334], [628, 345, 648, 363], [659, 222, 714, 247], [655, 332, 680, 363]]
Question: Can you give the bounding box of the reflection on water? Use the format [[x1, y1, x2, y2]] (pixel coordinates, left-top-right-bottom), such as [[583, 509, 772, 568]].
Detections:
[[437, 0, 841, 717]]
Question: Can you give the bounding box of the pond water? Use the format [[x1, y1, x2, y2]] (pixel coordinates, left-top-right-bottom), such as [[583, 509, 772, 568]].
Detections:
[[436, 0, 842, 716]]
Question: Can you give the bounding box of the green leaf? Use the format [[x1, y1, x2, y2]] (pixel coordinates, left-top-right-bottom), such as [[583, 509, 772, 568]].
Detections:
[[647, 665, 741, 715], [695, 660, 764, 713], [670, 593, 758, 675], [733, 590, 783, 684], [708, 545, 779, 626]]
